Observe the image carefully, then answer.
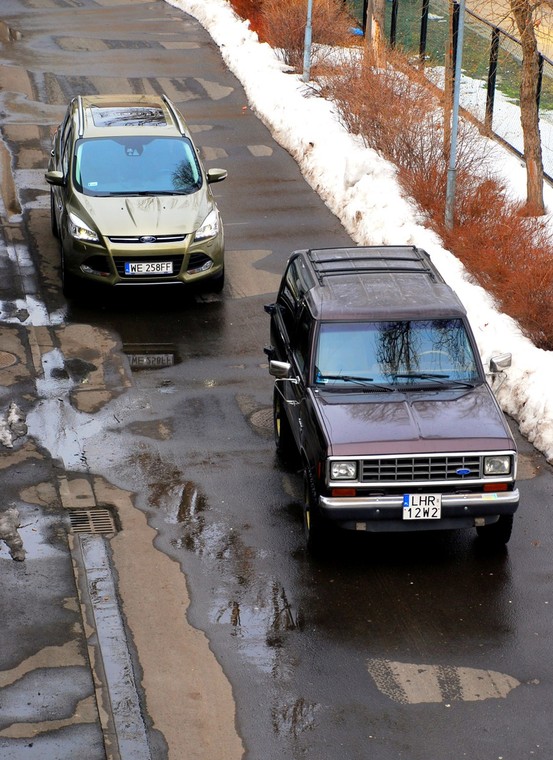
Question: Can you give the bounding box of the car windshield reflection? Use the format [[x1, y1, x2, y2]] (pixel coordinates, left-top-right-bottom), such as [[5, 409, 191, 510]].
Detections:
[[314, 319, 480, 388], [73, 136, 203, 196]]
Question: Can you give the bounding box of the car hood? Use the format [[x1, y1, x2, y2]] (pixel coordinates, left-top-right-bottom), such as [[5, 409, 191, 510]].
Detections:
[[313, 384, 515, 456], [76, 192, 209, 236]]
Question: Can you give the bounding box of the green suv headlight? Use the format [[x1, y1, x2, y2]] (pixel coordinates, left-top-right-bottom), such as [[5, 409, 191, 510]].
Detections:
[[484, 455, 511, 476], [68, 212, 99, 242], [330, 461, 357, 480], [194, 207, 219, 242]]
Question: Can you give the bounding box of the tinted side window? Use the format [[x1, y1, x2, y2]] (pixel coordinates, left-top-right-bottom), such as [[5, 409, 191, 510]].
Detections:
[[292, 306, 312, 375]]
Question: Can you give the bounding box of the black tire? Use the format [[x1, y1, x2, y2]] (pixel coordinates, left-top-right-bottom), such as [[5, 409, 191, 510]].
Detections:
[[207, 266, 225, 293], [50, 190, 59, 238], [273, 387, 298, 464], [476, 514, 513, 546], [61, 249, 78, 299], [303, 467, 329, 555]]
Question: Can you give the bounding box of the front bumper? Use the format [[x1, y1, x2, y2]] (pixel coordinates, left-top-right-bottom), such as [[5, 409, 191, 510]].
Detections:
[[63, 232, 224, 287], [319, 489, 520, 532]]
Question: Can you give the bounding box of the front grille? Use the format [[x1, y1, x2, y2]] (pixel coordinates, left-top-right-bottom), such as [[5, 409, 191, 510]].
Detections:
[[361, 455, 482, 483], [108, 234, 186, 244], [113, 254, 185, 277]]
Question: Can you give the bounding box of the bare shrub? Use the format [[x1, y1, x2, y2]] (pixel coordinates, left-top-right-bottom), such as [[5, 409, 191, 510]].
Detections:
[[229, 0, 265, 36], [260, 0, 355, 70]]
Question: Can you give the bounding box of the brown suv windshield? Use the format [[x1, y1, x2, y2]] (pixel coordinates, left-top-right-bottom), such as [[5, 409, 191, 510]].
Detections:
[[314, 318, 480, 387]]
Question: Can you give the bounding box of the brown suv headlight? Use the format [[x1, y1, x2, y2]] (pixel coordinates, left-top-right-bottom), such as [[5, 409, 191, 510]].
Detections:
[[483, 455, 511, 475], [330, 461, 357, 480]]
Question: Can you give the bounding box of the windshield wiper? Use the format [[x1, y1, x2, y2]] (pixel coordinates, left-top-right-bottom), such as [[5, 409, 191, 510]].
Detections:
[[316, 374, 396, 392], [393, 373, 476, 388]]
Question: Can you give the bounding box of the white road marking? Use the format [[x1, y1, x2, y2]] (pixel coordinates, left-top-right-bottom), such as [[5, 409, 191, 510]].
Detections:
[[367, 658, 520, 704]]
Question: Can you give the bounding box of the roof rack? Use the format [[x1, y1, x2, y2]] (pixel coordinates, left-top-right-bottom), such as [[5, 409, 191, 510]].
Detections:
[[162, 94, 186, 136], [76, 95, 84, 138], [306, 247, 438, 286]]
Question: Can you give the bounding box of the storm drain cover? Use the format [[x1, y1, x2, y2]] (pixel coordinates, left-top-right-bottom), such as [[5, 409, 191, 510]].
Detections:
[[69, 508, 117, 535]]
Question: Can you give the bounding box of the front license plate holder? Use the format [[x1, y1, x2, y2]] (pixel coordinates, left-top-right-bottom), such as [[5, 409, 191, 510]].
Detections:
[[402, 493, 442, 519], [124, 261, 173, 275]]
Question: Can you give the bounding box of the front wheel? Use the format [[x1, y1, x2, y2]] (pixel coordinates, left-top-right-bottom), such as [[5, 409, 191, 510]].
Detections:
[[50, 190, 59, 238], [273, 388, 298, 465], [61, 248, 78, 299], [476, 514, 513, 546], [303, 468, 329, 555], [206, 266, 225, 293]]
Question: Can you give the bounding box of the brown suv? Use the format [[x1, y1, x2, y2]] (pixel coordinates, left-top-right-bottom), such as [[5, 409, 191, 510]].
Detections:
[[264, 246, 519, 551]]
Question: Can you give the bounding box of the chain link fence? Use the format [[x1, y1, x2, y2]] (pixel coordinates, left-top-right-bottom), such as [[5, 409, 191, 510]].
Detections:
[[346, 0, 553, 181]]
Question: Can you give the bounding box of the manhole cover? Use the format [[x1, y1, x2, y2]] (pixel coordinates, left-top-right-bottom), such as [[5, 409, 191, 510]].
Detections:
[[0, 351, 17, 369], [250, 407, 273, 431], [69, 508, 117, 535]]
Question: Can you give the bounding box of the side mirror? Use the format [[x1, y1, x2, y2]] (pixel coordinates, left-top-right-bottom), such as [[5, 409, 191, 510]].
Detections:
[[45, 170, 65, 187], [206, 168, 227, 184], [489, 353, 512, 373], [269, 360, 292, 379], [264, 303, 276, 316]]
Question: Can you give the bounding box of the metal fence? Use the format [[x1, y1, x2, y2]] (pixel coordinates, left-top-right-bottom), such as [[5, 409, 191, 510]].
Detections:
[[347, 0, 553, 181]]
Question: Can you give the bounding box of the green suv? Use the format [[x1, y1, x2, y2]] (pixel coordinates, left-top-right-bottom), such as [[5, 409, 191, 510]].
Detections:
[[45, 94, 227, 296]]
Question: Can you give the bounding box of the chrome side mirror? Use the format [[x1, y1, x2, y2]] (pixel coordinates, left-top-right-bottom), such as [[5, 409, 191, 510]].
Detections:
[[489, 353, 512, 373], [269, 360, 292, 379]]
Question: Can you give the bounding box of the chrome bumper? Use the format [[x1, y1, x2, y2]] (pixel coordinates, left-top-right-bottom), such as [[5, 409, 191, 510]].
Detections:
[[320, 488, 520, 514]]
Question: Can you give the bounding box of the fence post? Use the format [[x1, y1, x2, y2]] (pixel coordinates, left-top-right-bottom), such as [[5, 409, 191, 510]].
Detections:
[[420, 0, 430, 61], [390, 0, 399, 47], [485, 27, 499, 132], [537, 52, 544, 109]]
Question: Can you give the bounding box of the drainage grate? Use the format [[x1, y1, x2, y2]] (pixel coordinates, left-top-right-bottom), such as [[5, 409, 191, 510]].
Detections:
[[69, 508, 117, 535]]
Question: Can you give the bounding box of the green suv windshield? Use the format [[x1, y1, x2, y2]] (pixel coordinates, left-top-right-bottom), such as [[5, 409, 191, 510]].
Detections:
[[314, 318, 480, 388], [73, 135, 202, 196]]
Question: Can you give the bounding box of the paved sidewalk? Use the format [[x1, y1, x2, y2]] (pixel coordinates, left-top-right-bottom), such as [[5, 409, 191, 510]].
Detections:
[[0, 217, 109, 758]]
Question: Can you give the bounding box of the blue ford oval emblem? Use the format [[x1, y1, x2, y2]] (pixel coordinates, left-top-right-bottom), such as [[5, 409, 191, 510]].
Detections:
[[139, 235, 157, 243], [456, 468, 471, 476]]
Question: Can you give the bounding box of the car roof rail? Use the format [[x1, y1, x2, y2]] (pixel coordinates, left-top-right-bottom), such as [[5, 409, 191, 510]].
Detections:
[[161, 94, 187, 136], [76, 95, 85, 138], [305, 246, 441, 286]]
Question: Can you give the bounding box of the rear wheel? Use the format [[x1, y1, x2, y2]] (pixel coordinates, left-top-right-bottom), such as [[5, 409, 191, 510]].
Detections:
[[476, 514, 513, 546]]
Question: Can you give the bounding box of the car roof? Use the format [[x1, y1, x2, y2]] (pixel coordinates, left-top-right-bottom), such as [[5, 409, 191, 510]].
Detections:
[[69, 94, 192, 140], [292, 246, 467, 321]]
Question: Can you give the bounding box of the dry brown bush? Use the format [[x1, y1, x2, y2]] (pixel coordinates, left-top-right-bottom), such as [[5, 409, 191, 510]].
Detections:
[[259, 0, 354, 70], [229, 0, 265, 37]]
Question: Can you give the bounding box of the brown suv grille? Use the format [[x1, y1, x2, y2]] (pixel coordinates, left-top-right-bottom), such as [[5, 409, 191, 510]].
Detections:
[[361, 455, 482, 482]]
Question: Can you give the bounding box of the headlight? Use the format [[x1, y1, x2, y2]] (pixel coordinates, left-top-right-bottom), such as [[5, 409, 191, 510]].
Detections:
[[68, 212, 99, 242], [484, 455, 511, 475], [330, 461, 357, 480], [194, 208, 219, 241]]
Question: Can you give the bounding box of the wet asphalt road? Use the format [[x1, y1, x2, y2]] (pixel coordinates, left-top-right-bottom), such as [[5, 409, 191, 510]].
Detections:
[[1, 0, 553, 758]]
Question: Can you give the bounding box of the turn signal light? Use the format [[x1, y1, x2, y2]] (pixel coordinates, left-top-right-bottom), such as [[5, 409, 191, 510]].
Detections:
[[331, 488, 356, 497], [483, 483, 508, 492]]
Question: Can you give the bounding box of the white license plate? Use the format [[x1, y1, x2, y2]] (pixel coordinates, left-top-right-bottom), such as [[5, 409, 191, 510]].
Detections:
[[124, 261, 173, 275], [402, 493, 442, 519]]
